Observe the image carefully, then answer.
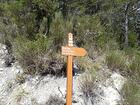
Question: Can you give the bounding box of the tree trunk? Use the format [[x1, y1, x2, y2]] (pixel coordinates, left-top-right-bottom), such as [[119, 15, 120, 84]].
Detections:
[[60, 0, 68, 20], [124, 3, 130, 47], [45, 16, 52, 36], [136, 1, 140, 45]]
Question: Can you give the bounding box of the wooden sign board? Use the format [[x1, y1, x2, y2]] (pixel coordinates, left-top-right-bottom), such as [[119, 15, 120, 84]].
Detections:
[[62, 46, 87, 56]]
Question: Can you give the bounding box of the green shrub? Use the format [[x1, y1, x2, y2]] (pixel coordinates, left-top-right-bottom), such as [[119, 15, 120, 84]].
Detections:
[[128, 31, 137, 47], [122, 81, 140, 105], [124, 47, 138, 58], [0, 17, 18, 44], [49, 12, 73, 51], [106, 50, 127, 71], [129, 55, 140, 81], [75, 15, 105, 48], [104, 40, 119, 52], [13, 35, 66, 76], [3, 1, 37, 39], [13, 35, 52, 75]]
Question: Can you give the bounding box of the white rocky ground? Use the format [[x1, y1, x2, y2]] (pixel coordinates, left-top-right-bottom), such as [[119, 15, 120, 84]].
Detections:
[[0, 43, 126, 105]]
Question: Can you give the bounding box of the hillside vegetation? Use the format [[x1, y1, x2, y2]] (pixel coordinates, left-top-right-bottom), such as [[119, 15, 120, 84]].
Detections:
[[0, 0, 140, 105]]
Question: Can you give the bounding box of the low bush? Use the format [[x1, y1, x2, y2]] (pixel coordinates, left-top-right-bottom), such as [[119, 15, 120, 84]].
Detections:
[[79, 70, 96, 105], [122, 81, 140, 105], [46, 95, 65, 105], [75, 56, 102, 73], [105, 49, 140, 105], [13, 35, 66, 76], [129, 55, 140, 81], [106, 50, 127, 71], [75, 15, 106, 48], [105, 48, 140, 80], [79, 74, 95, 96], [49, 12, 73, 51]]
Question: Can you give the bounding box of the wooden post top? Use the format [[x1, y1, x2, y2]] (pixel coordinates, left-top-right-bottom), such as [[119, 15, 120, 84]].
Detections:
[[68, 33, 73, 47]]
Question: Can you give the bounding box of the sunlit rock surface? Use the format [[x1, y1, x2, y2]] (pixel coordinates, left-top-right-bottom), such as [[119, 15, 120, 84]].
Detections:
[[0, 43, 126, 105], [94, 72, 125, 105]]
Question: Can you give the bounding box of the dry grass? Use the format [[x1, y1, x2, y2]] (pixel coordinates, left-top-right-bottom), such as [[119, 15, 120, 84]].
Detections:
[[129, 55, 140, 81], [105, 49, 140, 105], [122, 80, 140, 105], [46, 95, 65, 105], [79, 70, 96, 105], [106, 50, 127, 71]]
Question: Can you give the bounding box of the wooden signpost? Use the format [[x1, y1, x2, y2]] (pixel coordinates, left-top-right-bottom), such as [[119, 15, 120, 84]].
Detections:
[[61, 33, 87, 105]]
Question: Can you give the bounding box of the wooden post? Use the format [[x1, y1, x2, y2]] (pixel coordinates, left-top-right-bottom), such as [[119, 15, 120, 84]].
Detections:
[[61, 33, 87, 105], [66, 33, 73, 105]]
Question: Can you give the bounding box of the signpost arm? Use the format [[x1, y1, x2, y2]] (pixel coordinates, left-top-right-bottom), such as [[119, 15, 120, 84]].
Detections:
[[66, 33, 73, 105]]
